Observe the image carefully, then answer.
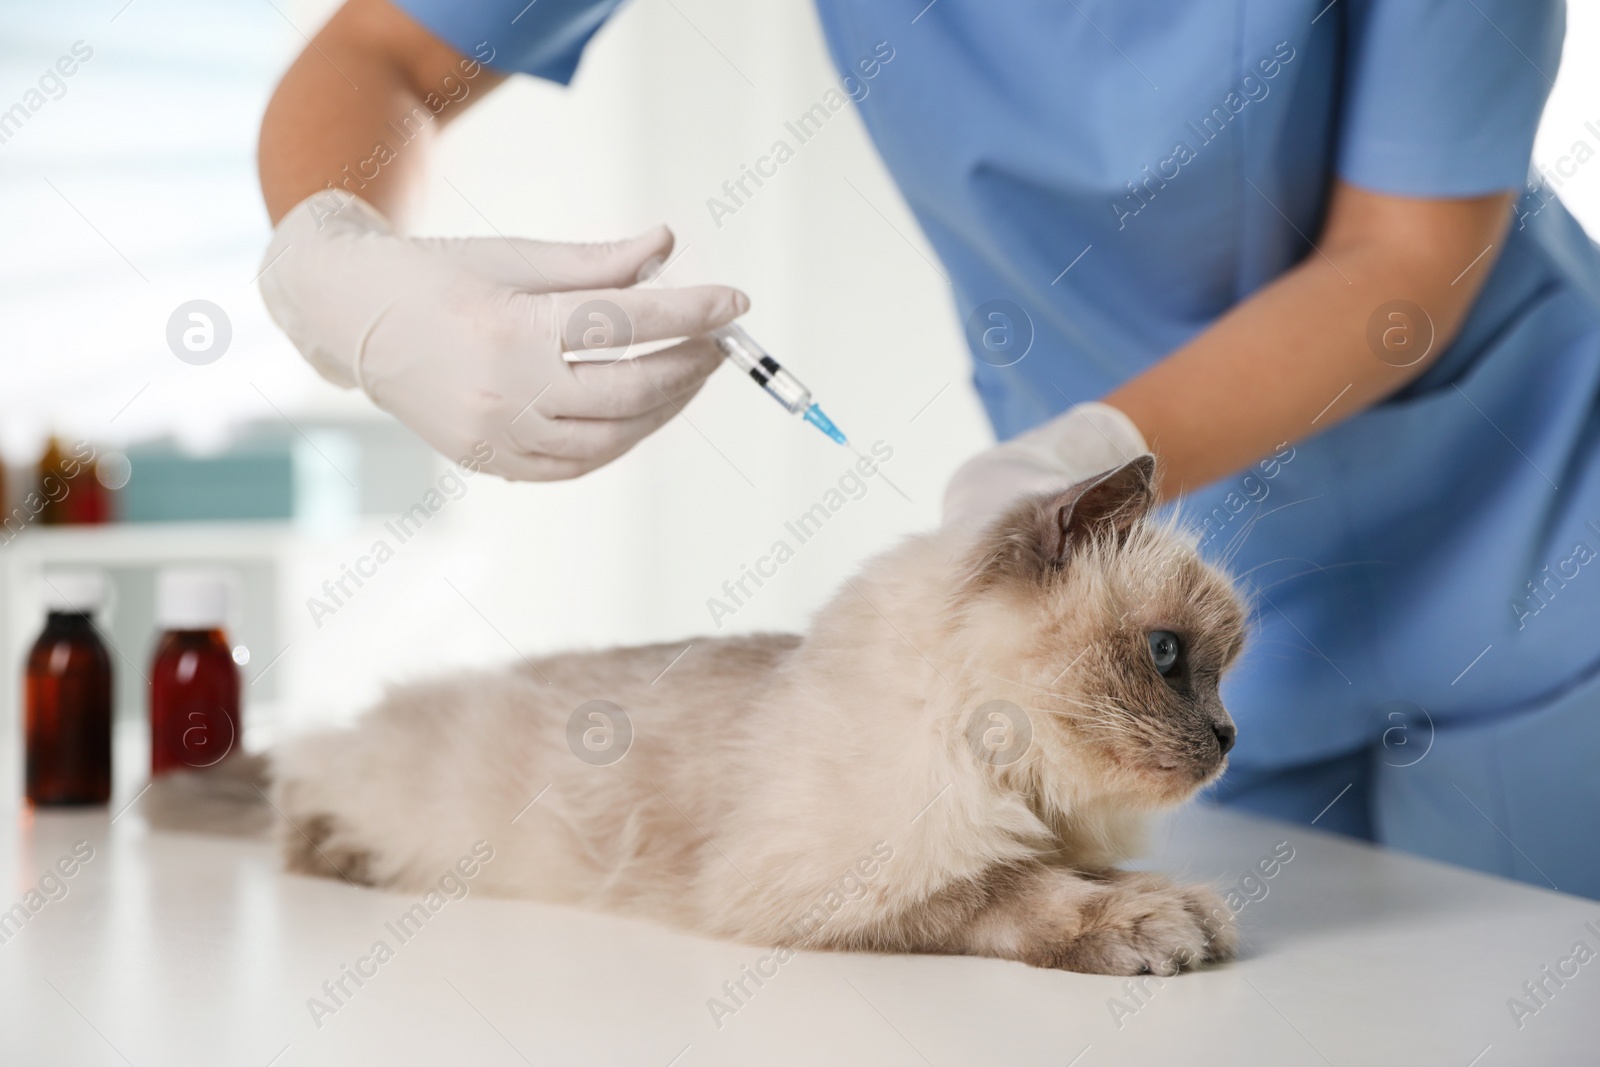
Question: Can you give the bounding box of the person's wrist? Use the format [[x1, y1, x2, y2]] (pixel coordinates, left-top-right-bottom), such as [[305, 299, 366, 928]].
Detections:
[[258, 189, 395, 389], [269, 187, 392, 241], [1035, 401, 1147, 475], [942, 401, 1150, 532]]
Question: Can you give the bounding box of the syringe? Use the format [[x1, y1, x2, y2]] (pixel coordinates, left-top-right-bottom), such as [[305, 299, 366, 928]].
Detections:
[[708, 323, 848, 445], [635, 260, 848, 445]]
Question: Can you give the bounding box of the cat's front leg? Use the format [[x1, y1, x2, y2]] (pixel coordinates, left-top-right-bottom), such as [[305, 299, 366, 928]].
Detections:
[[952, 866, 1236, 976]]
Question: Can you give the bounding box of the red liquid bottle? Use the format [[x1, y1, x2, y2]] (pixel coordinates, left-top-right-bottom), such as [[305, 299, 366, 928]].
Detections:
[[150, 569, 241, 776], [26, 571, 113, 806], [38, 436, 111, 526]]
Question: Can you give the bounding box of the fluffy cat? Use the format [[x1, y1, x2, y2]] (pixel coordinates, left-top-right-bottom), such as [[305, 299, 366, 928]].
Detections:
[[159, 455, 1249, 976]]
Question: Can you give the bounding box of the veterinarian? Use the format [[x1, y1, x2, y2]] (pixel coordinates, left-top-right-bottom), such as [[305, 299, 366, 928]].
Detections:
[[259, 1, 1600, 897]]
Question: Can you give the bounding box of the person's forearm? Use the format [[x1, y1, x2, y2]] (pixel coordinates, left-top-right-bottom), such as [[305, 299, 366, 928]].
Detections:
[[1107, 185, 1513, 498], [258, 0, 502, 225]]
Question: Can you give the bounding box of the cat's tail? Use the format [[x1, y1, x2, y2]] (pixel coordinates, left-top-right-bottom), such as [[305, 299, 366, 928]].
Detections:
[[141, 751, 276, 838]]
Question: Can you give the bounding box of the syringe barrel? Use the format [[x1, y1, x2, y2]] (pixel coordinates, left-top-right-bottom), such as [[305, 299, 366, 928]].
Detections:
[[713, 324, 812, 414]]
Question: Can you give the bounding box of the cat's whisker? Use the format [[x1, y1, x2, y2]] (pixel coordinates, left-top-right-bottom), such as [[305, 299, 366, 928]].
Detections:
[[1247, 558, 1394, 596], [927, 656, 1095, 700], [1231, 555, 1315, 582], [1042, 693, 1120, 716], [1216, 494, 1322, 569], [1027, 707, 1126, 732], [1016, 702, 1138, 742], [1216, 507, 1267, 569]]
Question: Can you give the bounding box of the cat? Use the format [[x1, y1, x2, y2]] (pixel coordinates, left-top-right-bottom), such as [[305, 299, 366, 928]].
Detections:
[[152, 454, 1249, 976]]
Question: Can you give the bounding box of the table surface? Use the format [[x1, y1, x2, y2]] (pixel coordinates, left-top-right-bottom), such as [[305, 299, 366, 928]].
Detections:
[[3, 730, 1597, 1067]]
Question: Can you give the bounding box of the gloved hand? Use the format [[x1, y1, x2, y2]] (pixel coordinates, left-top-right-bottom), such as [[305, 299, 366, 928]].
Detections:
[[258, 190, 748, 480], [942, 401, 1149, 532]]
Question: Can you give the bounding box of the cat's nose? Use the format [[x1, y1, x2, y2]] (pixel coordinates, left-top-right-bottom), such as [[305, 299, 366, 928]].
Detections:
[[1212, 721, 1236, 757]]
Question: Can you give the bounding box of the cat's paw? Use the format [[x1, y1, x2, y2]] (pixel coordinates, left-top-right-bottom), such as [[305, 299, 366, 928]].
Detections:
[[278, 810, 379, 886], [1031, 878, 1236, 976]]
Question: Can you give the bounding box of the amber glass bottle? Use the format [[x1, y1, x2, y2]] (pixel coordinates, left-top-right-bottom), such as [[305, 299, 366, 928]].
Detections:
[[38, 436, 109, 526], [150, 569, 241, 775], [25, 571, 113, 806]]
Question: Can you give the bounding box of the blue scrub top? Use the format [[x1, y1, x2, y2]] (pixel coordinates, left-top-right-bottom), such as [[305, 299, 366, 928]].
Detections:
[[398, 0, 1600, 772]]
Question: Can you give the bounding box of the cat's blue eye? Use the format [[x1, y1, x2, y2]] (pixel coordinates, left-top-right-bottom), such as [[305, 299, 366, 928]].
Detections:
[[1148, 631, 1181, 676]]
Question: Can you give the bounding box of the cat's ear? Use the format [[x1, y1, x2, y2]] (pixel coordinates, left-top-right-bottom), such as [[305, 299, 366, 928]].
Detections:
[[1048, 454, 1158, 562], [962, 455, 1158, 590]]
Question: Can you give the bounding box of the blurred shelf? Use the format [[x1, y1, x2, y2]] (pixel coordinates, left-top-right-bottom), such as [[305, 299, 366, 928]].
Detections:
[[0, 520, 299, 562]]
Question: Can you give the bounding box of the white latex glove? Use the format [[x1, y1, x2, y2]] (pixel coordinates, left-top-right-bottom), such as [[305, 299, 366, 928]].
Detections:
[[942, 401, 1149, 532], [258, 190, 748, 480]]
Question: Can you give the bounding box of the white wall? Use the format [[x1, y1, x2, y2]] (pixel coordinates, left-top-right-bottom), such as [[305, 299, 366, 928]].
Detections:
[[1535, 0, 1600, 236]]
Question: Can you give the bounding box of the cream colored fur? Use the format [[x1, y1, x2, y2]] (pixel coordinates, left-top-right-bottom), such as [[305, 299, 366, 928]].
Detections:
[[260, 458, 1248, 975]]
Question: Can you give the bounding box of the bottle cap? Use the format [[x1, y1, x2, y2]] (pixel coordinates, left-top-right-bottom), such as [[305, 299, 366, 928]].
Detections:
[[156, 568, 234, 630], [41, 570, 106, 612]]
